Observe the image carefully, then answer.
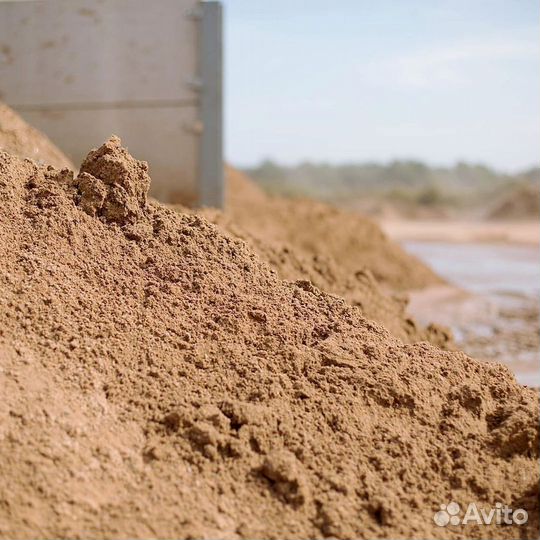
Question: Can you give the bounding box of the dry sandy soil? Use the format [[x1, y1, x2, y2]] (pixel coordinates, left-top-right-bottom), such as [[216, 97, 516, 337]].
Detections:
[[191, 168, 452, 349], [0, 103, 538, 539], [0, 102, 74, 170]]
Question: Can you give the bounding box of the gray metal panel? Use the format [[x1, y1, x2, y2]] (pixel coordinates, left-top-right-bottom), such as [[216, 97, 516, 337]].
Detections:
[[198, 1, 223, 208], [0, 0, 199, 106]]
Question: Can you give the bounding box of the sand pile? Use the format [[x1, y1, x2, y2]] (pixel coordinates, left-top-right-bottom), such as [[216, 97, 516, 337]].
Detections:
[[0, 103, 449, 346], [0, 102, 453, 348], [202, 207, 451, 347], [0, 101, 74, 170], [224, 167, 444, 291], [1, 138, 538, 539], [487, 184, 540, 221], [197, 167, 450, 347]]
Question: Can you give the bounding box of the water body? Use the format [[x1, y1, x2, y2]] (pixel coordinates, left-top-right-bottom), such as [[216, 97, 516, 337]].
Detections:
[[404, 241, 540, 387]]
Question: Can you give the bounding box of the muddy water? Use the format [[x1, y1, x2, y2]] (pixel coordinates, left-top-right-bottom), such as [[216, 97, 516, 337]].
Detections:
[[404, 241, 539, 387]]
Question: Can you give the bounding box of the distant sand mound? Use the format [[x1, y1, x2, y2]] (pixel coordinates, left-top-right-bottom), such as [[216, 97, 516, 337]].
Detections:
[[202, 206, 451, 348], [487, 183, 540, 220], [0, 101, 74, 170]]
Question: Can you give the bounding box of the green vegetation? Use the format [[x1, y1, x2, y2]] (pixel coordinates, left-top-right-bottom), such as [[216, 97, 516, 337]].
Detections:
[[242, 160, 540, 214]]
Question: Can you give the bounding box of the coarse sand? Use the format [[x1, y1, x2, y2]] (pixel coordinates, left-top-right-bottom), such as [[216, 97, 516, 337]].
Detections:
[[200, 206, 451, 348], [0, 138, 538, 539], [0, 101, 74, 171], [196, 168, 451, 347]]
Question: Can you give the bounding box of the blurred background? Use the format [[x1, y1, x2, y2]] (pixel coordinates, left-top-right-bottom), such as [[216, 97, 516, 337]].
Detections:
[[225, 0, 539, 221]]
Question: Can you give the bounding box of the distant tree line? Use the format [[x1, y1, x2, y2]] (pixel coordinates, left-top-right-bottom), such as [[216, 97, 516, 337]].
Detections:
[[242, 160, 540, 209]]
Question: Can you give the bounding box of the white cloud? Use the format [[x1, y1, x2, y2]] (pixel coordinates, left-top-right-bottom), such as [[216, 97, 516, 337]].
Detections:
[[366, 38, 539, 89]]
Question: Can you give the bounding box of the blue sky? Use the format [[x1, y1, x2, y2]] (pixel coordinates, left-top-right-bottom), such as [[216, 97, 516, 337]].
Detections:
[[222, 0, 539, 172]]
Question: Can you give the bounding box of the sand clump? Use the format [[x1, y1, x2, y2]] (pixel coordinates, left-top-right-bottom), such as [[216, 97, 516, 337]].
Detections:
[[0, 101, 74, 170], [0, 139, 538, 539]]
